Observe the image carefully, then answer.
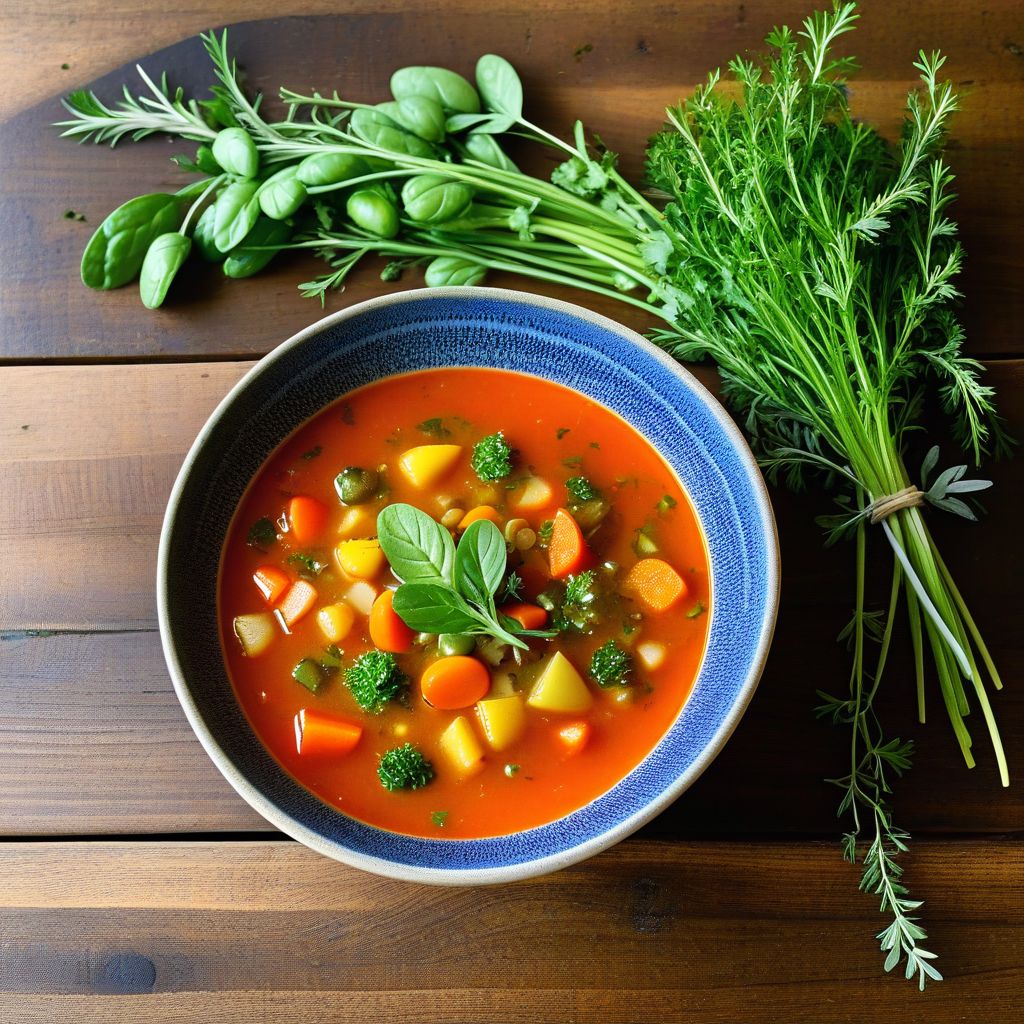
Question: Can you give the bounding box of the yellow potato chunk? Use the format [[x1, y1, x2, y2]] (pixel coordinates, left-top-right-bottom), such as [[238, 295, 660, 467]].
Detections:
[[527, 651, 594, 713], [398, 444, 463, 488], [232, 613, 276, 657], [317, 602, 355, 643], [439, 715, 485, 775], [336, 538, 385, 579], [339, 505, 376, 538], [514, 476, 553, 511], [476, 695, 527, 751]]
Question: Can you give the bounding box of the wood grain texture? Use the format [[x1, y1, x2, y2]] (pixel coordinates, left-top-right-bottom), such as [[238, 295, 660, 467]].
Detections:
[[0, 839, 1020, 1023], [1, 2, 1022, 359]]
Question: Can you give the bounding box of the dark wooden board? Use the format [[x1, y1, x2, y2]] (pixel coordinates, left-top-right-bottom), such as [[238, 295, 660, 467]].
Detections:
[[0, 839, 1021, 1023], [1, 1, 1023, 360]]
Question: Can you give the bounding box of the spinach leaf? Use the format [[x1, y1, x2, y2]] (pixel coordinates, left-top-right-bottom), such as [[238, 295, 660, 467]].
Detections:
[[377, 503, 455, 584], [475, 55, 523, 120], [391, 582, 481, 634], [454, 519, 506, 607]]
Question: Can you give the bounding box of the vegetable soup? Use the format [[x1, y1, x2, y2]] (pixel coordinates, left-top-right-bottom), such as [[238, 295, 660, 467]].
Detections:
[[219, 368, 709, 838]]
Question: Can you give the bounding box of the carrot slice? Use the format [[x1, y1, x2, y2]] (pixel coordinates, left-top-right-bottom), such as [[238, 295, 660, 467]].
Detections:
[[287, 495, 330, 544], [252, 564, 290, 605], [420, 656, 491, 710], [557, 720, 591, 755], [500, 602, 548, 631], [458, 505, 504, 530], [369, 589, 416, 653], [623, 558, 688, 613], [278, 579, 318, 626], [548, 508, 590, 579], [294, 708, 362, 758]]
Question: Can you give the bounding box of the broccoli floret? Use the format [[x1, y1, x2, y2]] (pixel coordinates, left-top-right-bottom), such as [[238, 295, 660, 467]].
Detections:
[[563, 569, 596, 611], [471, 431, 513, 481], [378, 744, 434, 791], [589, 639, 632, 687], [345, 650, 407, 713], [566, 475, 599, 502]]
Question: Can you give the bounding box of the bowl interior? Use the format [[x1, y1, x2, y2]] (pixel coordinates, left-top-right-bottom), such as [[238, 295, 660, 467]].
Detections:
[[159, 288, 777, 883]]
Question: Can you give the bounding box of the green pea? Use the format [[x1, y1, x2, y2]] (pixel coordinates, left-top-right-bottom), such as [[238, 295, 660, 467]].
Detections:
[[139, 233, 191, 309], [80, 193, 183, 290], [346, 189, 400, 238], [390, 66, 481, 114], [424, 256, 486, 287], [211, 127, 259, 179], [195, 145, 221, 174], [212, 180, 260, 252], [391, 95, 447, 143], [334, 466, 380, 505], [401, 175, 474, 224], [257, 166, 308, 220], [192, 204, 224, 263], [223, 217, 292, 278], [463, 133, 518, 172], [437, 634, 476, 657], [349, 108, 437, 159], [295, 152, 370, 187]]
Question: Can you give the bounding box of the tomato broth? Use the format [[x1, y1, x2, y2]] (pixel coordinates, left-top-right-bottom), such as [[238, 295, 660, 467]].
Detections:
[[219, 368, 710, 838]]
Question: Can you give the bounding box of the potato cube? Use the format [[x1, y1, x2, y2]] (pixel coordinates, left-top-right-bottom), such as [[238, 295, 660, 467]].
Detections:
[[476, 695, 527, 751], [398, 444, 463, 488], [344, 580, 380, 616], [527, 651, 594, 713], [317, 602, 355, 643], [338, 505, 376, 538], [232, 613, 276, 657], [514, 477, 553, 511], [636, 642, 667, 671], [439, 715, 485, 775], [336, 538, 386, 579]]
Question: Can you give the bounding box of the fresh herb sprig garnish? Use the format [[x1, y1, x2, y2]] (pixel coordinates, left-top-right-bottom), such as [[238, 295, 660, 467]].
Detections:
[[377, 503, 555, 649]]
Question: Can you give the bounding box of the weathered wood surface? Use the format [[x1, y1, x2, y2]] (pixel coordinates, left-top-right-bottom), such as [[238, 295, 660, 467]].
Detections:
[[0, 839, 1020, 1023], [1, 3, 1023, 1020], [1, 1, 1022, 359], [1, 361, 1020, 835]]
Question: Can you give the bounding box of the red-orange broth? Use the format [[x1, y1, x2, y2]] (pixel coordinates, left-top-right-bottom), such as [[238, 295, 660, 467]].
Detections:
[[219, 368, 710, 838]]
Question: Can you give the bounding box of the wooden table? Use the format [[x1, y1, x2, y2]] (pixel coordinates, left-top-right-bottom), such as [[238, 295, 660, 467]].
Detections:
[[1, 2, 1021, 1020]]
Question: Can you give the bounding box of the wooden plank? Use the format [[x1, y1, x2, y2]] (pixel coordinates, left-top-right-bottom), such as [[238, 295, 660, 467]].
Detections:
[[0, 838, 1020, 1023], [0, 631, 266, 833], [1, 2, 1022, 359]]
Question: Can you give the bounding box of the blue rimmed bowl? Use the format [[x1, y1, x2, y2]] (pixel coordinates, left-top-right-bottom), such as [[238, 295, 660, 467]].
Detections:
[[158, 288, 778, 884]]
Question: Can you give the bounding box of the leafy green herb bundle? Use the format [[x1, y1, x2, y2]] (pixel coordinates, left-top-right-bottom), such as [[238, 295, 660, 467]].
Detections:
[[57, 1, 1009, 986]]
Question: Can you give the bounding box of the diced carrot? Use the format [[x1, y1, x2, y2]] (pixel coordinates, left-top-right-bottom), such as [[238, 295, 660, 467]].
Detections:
[[458, 505, 504, 530], [557, 720, 591, 755], [369, 589, 416, 653], [278, 579, 318, 626], [548, 508, 590, 579], [294, 708, 362, 758], [287, 495, 330, 544], [623, 558, 688, 613], [420, 656, 491, 710], [500, 602, 548, 631], [252, 564, 290, 605]]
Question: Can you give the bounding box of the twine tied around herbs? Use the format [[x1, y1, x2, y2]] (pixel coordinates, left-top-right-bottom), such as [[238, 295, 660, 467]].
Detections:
[[867, 485, 925, 525]]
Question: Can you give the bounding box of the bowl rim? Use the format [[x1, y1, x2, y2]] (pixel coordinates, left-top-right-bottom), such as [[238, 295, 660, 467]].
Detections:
[[157, 285, 779, 885]]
